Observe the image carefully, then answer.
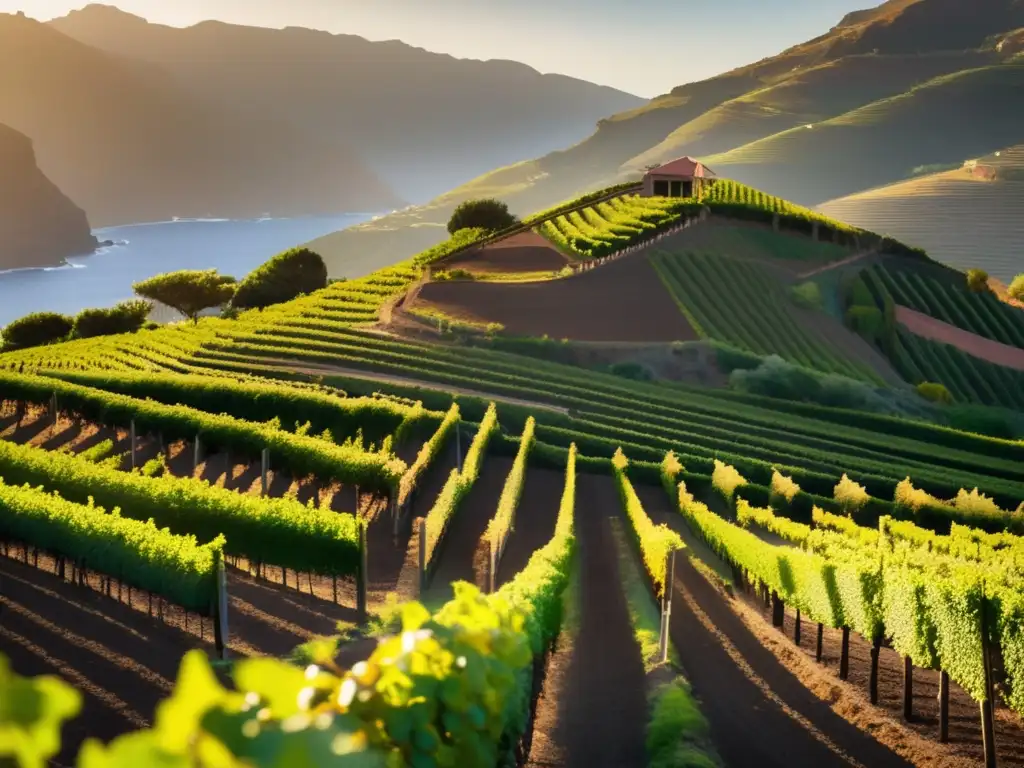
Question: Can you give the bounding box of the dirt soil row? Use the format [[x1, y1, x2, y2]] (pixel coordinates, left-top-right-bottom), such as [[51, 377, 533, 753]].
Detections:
[[896, 305, 1024, 371], [414, 254, 698, 343], [441, 230, 570, 275]]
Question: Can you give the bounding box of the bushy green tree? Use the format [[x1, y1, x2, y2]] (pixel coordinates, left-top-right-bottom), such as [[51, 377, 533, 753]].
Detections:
[[1, 311, 73, 351], [231, 247, 328, 310], [132, 270, 236, 324], [917, 381, 953, 404], [447, 198, 518, 235], [966, 268, 990, 293], [1009, 273, 1024, 301], [72, 300, 152, 339]]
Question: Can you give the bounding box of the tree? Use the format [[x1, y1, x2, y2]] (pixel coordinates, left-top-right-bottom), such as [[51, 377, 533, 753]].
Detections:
[[1, 311, 73, 351], [132, 270, 236, 324], [916, 381, 953, 404], [73, 300, 152, 339], [966, 268, 990, 293], [1009, 274, 1024, 302], [447, 198, 518, 235], [231, 247, 327, 310]]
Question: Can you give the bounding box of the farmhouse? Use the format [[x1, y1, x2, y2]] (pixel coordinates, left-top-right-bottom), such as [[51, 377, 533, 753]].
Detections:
[[642, 156, 716, 198]]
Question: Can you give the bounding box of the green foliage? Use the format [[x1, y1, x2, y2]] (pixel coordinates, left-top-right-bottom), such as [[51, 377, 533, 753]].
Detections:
[[613, 453, 683, 598], [966, 268, 991, 293], [790, 281, 823, 310], [647, 680, 719, 768], [608, 361, 653, 381], [0, 653, 82, 768], [484, 417, 536, 552], [42, 369, 425, 448], [0, 370, 405, 492], [770, 470, 801, 504], [77, 438, 115, 464], [231, 248, 328, 310], [0, 438, 361, 577], [447, 198, 518, 235], [1, 312, 73, 352], [0, 477, 222, 612], [845, 305, 884, 344], [132, 269, 237, 323], [1009, 274, 1024, 301], [917, 381, 952, 404], [72, 300, 152, 340], [710, 342, 763, 373]]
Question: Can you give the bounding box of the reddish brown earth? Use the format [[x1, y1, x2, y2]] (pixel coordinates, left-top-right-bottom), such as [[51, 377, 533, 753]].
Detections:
[[896, 306, 1024, 371], [525, 472, 648, 767], [635, 484, 1024, 767], [441, 230, 569, 274], [415, 255, 698, 343]]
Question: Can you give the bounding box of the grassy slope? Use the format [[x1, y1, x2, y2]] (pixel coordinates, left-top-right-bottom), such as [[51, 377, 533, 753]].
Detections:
[[819, 145, 1024, 281], [702, 64, 1024, 206]]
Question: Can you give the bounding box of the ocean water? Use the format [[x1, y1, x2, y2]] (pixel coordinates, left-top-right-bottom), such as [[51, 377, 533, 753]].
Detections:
[[0, 214, 372, 327]]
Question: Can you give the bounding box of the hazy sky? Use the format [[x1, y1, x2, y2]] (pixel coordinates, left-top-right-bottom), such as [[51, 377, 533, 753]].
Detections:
[[9, 0, 877, 97]]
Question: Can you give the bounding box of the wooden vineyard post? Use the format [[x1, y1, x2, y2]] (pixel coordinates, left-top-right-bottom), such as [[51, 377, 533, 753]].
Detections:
[[356, 520, 368, 620], [260, 448, 269, 496], [980, 596, 997, 768], [903, 656, 913, 721], [51, 392, 58, 428], [816, 623, 824, 662], [771, 592, 784, 628], [488, 538, 497, 595], [213, 551, 229, 660], [839, 627, 850, 680], [659, 551, 677, 665], [870, 636, 882, 704], [193, 435, 202, 474], [939, 670, 950, 743], [418, 519, 427, 595], [794, 609, 801, 645], [129, 420, 137, 470]]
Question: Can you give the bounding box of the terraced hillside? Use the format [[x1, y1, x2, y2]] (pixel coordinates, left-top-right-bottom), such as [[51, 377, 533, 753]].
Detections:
[[4, 181, 1024, 767], [820, 146, 1024, 281]]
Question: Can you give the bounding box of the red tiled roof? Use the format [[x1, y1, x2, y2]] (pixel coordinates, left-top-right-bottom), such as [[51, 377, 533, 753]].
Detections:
[[645, 156, 716, 178]]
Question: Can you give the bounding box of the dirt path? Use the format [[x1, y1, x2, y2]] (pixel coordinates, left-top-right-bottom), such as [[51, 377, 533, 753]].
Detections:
[[442, 230, 569, 275], [251, 358, 570, 415], [634, 484, 912, 768], [896, 306, 1024, 371], [424, 456, 512, 601], [496, 467, 564, 588], [525, 472, 648, 767], [798, 249, 877, 279]]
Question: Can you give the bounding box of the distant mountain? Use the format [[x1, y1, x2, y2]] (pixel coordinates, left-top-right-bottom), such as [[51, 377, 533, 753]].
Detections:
[[307, 0, 1024, 275], [819, 145, 1024, 281], [48, 4, 645, 204], [0, 122, 98, 271], [0, 11, 400, 227]]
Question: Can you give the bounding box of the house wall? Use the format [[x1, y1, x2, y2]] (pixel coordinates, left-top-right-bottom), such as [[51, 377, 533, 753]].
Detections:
[[642, 173, 697, 197]]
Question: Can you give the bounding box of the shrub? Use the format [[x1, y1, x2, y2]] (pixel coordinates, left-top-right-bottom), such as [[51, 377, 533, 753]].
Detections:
[[231, 247, 328, 310], [966, 268, 991, 293], [711, 343, 762, 373], [917, 381, 953, 404], [770, 470, 801, 503], [711, 460, 746, 504], [894, 477, 942, 512], [1009, 274, 1024, 301], [609, 362, 653, 381], [1, 312, 73, 351], [72, 300, 152, 339], [846, 305, 884, 343], [790, 281, 823, 310], [953, 488, 1005, 517], [133, 270, 237, 323], [834, 473, 870, 512], [447, 198, 518, 235]]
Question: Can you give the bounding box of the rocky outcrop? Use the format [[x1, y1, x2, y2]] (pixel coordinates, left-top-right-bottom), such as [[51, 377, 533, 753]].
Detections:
[[0, 122, 98, 270]]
